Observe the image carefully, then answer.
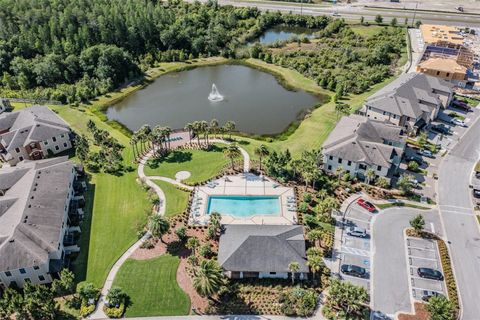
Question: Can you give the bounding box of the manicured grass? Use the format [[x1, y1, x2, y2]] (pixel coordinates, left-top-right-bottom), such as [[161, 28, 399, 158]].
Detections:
[[153, 180, 190, 217], [350, 25, 385, 37], [144, 144, 229, 184], [112, 255, 190, 317], [375, 202, 430, 210]]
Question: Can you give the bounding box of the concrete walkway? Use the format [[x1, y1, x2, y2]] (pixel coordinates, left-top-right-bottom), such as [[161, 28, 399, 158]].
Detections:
[[89, 140, 250, 319]]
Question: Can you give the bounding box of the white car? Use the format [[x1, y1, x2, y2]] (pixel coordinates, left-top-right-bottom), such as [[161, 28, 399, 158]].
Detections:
[[347, 226, 367, 238], [451, 118, 466, 127]]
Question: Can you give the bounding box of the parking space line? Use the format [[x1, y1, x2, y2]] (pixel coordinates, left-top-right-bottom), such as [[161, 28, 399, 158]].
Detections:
[[440, 209, 474, 216], [407, 246, 436, 252], [345, 216, 371, 224], [412, 286, 441, 292], [409, 256, 438, 262]]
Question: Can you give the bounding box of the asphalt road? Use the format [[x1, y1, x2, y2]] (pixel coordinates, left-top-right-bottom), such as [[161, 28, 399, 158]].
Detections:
[[437, 115, 480, 320], [205, 0, 480, 27], [371, 208, 442, 317]]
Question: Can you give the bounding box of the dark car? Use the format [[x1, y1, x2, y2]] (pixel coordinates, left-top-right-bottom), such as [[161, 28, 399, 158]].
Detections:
[[417, 268, 444, 281], [421, 290, 443, 301], [473, 189, 480, 198], [341, 264, 368, 278], [431, 124, 450, 135], [452, 99, 471, 111], [406, 154, 423, 165]]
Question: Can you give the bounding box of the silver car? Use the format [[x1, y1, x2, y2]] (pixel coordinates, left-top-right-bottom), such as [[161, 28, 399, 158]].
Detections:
[[347, 226, 367, 238], [451, 118, 466, 127]]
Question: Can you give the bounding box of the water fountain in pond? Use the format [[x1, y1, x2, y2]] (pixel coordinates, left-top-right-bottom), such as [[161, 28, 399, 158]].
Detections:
[[208, 83, 224, 102]]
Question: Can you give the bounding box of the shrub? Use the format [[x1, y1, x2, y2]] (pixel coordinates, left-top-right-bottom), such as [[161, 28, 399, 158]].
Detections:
[[302, 193, 312, 204], [104, 303, 125, 318], [80, 304, 95, 317], [175, 227, 187, 241], [199, 244, 212, 258], [408, 161, 419, 172], [298, 202, 309, 213]]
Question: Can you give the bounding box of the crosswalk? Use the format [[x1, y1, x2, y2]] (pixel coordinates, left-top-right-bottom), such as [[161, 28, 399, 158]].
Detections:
[[341, 246, 370, 257]]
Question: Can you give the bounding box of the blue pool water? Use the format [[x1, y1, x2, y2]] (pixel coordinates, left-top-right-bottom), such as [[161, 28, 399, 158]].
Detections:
[[207, 196, 280, 218]]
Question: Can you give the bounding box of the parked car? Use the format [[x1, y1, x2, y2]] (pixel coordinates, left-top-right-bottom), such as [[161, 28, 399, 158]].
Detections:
[[451, 118, 466, 127], [417, 149, 434, 158], [431, 124, 450, 135], [473, 189, 480, 198], [357, 198, 376, 212], [421, 290, 443, 301], [406, 154, 423, 165], [452, 99, 471, 111], [417, 268, 444, 280], [341, 264, 368, 278], [347, 226, 367, 238], [475, 172, 480, 179]]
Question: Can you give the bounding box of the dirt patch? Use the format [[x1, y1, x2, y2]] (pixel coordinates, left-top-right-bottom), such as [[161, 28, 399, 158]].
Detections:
[[177, 256, 209, 313], [398, 302, 430, 320]]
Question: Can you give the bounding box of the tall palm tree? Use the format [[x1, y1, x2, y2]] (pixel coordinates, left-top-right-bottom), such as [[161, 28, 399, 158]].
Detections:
[[198, 121, 208, 145], [152, 125, 163, 154], [306, 253, 324, 281], [335, 166, 346, 182], [193, 259, 224, 298], [140, 124, 152, 151], [223, 144, 241, 171], [135, 129, 145, 155], [148, 215, 170, 243], [129, 136, 137, 162], [186, 237, 200, 256], [184, 123, 194, 141], [365, 167, 376, 185], [192, 121, 201, 144], [163, 126, 173, 149], [307, 229, 323, 248], [288, 262, 300, 285], [224, 121, 236, 140], [254, 144, 269, 172], [210, 119, 219, 138]]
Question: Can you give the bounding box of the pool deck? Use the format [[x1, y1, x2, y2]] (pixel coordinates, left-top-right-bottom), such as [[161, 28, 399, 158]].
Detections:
[[189, 173, 297, 225]]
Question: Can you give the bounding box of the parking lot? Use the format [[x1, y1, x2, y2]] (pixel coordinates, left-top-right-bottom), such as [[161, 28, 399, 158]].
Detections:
[[338, 201, 375, 289], [405, 237, 446, 301]]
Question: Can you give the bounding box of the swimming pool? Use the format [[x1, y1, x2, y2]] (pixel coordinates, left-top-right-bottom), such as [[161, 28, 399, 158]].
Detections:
[[207, 195, 280, 218]]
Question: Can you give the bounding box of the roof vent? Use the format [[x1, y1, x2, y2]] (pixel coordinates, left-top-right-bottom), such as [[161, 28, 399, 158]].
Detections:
[[9, 239, 14, 243]]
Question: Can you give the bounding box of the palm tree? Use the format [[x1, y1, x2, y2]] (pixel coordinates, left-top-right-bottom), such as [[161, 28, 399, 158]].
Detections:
[[335, 166, 346, 182], [140, 124, 152, 151], [200, 121, 209, 145], [186, 237, 200, 256], [135, 129, 145, 155], [152, 125, 163, 154], [223, 144, 241, 171], [224, 121, 236, 140], [254, 144, 269, 172], [327, 278, 368, 317], [193, 259, 224, 298], [288, 262, 300, 285], [410, 214, 425, 234], [148, 215, 170, 243], [163, 126, 172, 149], [184, 123, 194, 141], [192, 121, 201, 144], [307, 229, 323, 247], [426, 296, 455, 320], [365, 167, 376, 185], [306, 253, 324, 281], [210, 119, 219, 138], [129, 135, 138, 161]]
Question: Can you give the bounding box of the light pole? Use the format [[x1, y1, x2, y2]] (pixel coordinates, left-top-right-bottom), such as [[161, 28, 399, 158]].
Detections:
[[411, 1, 419, 28]]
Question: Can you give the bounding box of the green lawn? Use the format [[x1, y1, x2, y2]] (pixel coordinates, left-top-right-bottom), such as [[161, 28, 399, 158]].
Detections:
[[144, 144, 229, 184], [350, 25, 385, 37], [112, 255, 191, 317], [153, 180, 190, 217]]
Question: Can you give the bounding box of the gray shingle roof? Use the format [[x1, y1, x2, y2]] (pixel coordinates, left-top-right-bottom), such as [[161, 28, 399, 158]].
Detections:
[[0, 157, 74, 271], [365, 73, 453, 118], [0, 106, 70, 152], [323, 115, 405, 168], [218, 225, 309, 273]]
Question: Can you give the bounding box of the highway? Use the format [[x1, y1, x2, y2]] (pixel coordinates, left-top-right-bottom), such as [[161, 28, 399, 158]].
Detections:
[[204, 0, 480, 27]]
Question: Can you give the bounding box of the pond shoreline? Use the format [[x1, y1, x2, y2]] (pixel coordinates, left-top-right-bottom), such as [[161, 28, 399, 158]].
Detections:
[[93, 58, 331, 140]]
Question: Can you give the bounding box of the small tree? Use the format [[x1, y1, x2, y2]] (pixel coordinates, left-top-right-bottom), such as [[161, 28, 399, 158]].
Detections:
[[426, 296, 455, 320], [106, 287, 125, 308], [175, 227, 187, 241], [199, 244, 212, 258], [397, 173, 413, 195], [360, 16, 364, 25], [193, 259, 225, 298], [375, 176, 389, 189], [288, 262, 300, 285], [148, 215, 170, 243], [51, 268, 75, 295], [375, 14, 383, 24], [415, 20, 422, 28], [390, 17, 397, 27], [408, 161, 419, 172], [223, 144, 241, 171], [418, 131, 428, 148], [410, 214, 425, 234], [365, 168, 376, 185], [254, 144, 269, 171], [77, 282, 98, 303], [186, 237, 200, 256]]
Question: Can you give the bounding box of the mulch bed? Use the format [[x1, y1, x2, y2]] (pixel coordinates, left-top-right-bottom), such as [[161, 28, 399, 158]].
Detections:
[[398, 302, 430, 320]]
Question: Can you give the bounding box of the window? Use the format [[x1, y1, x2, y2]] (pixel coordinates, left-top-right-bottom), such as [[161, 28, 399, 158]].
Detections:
[[377, 165, 382, 171], [63, 142, 67, 148], [15, 147, 20, 153], [269, 272, 276, 275], [338, 158, 343, 164], [52, 137, 57, 142], [393, 114, 396, 119], [19, 268, 26, 274], [328, 165, 332, 170], [329, 155, 333, 160], [383, 111, 386, 115], [60, 134, 65, 138], [359, 164, 367, 170], [55, 146, 59, 151], [38, 275, 45, 281], [44, 141, 48, 145], [347, 160, 352, 166], [446, 72, 450, 77], [18, 156, 23, 161], [5, 271, 11, 277], [33, 266, 39, 270], [436, 71, 440, 75]]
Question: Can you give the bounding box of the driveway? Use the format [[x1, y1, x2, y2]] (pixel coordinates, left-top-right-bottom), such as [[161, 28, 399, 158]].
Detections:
[[371, 208, 443, 317]]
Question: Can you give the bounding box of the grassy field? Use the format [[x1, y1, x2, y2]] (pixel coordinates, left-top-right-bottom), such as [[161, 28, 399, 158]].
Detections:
[[349, 25, 385, 37], [144, 144, 229, 184], [112, 255, 191, 317], [153, 180, 190, 217]]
